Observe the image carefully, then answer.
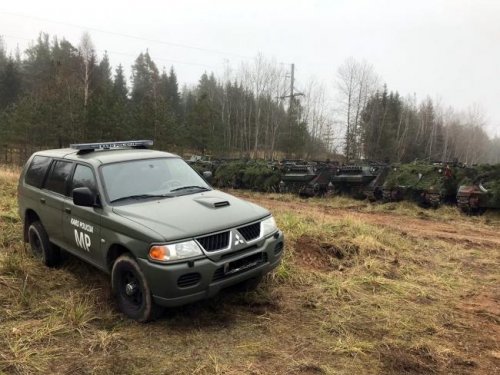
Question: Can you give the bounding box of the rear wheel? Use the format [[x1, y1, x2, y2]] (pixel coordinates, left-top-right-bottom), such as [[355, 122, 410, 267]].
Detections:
[[111, 254, 162, 322], [27, 221, 60, 267]]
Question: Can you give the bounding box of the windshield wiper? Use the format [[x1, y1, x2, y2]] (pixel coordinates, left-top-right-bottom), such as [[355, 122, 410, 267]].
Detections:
[[170, 185, 210, 192], [110, 194, 173, 203]]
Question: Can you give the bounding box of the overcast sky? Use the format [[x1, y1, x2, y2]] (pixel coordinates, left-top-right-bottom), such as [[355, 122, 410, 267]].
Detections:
[[1, 0, 499, 135]]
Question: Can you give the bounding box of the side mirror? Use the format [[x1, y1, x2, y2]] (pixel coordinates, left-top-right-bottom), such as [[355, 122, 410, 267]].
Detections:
[[202, 171, 213, 180], [73, 187, 96, 207]]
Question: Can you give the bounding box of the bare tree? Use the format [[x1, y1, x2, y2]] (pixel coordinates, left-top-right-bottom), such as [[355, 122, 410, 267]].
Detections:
[[335, 57, 378, 161], [302, 78, 335, 157], [236, 55, 288, 158], [78, 32, 95, 109], [464, 104, 487, 164]]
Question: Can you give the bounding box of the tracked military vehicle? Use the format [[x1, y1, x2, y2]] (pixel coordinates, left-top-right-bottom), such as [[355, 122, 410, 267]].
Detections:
[[383, 163, 472, 207], [362, 165, 391, 201], [279, 161, 337, 197], [382, 163, 431, 203], [418, 163, 477, 207], [457, 164, 500, 213], [212, 160, 281, 192], [329, 164, 385, 199]]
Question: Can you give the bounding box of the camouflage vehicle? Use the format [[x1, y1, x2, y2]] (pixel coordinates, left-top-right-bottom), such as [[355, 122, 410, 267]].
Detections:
[[382, 162, 471, 207], [17, 141, 284, 322], [457, 164, 500, 213], [382, 163, 434, 204], [279, 161, 337, 197], [329, 164, 385, 199], [362, 165, 391, 201], [186, 155, 218, 183], [213, 160, 281, 192], [419, 163, 477, 207]]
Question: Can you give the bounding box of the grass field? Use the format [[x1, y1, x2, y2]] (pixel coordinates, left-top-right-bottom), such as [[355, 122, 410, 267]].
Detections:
[[0, 167, 499, 374]]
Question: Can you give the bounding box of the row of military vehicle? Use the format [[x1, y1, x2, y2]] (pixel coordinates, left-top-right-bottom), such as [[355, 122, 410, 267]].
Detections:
[[186, 156, 500, 214]]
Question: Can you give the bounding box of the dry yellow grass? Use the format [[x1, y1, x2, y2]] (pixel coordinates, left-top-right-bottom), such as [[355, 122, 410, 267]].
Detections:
[[1, 167, 499, 374]]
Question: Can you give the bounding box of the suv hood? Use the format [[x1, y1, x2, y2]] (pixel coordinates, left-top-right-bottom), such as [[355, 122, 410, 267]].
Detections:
[[112, 190, 269, 242]]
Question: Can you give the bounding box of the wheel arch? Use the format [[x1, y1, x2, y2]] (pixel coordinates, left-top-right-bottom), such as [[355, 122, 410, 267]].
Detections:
[[106, 243, 135, 272]]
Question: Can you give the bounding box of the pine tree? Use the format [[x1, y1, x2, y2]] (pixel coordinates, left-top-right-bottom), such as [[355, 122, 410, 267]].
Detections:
[[167, 66, 181, 115], [130, 51, 162, 141], [0, 57, 22, 109], [113, 64, 128, 100], [109, 64, 131, 140]]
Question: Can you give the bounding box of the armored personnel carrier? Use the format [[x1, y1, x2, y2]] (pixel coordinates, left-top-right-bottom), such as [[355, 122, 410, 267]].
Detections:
[[186, 155, 219, 183], [279, 161, 337, 197], [418, 163, 477, 207], [362, 165, 391, 201], [329, 164, 384, 199], [382, 162, 466, 207], [382, 163, 433, 204], [213, 160, 281, 192], [457, 164, 500, 213]]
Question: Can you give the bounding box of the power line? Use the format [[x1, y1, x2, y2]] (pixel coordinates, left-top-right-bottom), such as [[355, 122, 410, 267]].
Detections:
[[102, 50, 216, 69], [0, 34, 217, 69], [0, 10, 254, 60]]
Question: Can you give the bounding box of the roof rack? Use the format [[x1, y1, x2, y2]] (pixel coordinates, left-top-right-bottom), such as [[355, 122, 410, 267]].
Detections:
[[70, 140, 154, 154]]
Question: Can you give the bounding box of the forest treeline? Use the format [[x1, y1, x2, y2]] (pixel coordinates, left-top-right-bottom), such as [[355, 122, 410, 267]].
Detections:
[[0, 33, 499, 165], [337, 58, 500, 165]]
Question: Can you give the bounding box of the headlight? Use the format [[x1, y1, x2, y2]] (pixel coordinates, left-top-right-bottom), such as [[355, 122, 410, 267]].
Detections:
[[149, 240, 203, 263], [261, 216, 278, 237]]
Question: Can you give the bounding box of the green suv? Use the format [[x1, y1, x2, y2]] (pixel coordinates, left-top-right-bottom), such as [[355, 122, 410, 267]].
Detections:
[[17, 141, 284, 322]]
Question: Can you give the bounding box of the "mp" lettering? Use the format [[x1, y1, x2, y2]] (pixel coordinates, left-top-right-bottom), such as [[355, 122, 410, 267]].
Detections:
[[74, 229, 91, 251]]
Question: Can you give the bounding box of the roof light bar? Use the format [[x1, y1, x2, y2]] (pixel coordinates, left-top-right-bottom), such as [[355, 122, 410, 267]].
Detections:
[[70, 140, 153, 153]]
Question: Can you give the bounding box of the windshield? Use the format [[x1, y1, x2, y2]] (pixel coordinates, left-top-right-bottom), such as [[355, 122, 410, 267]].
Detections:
[[101, 158, 210, 202]]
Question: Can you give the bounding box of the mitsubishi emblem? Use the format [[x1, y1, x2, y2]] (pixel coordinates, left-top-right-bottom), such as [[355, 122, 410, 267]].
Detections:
[[234, 233, 245, 246]]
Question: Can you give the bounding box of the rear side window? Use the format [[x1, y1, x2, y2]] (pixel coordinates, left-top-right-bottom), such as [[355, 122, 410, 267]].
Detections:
[[44, 161, 73, 195], [71, 165, 97, 194], [25, 156, 51, 188]]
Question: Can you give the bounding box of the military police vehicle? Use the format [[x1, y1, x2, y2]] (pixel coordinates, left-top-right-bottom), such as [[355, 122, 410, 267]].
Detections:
[[17, 141, 284, 322]]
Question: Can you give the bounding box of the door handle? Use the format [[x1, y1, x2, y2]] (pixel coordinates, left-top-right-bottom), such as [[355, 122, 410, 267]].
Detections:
[[64, 208, 71, 214], [40, 198, 46, 204]]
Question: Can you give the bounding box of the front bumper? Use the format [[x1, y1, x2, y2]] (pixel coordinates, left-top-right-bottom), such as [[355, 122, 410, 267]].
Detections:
[[137, 230, 284, 307]]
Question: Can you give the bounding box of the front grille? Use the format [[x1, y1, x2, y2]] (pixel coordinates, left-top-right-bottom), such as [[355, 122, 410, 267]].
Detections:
[[197, 231, 230, 252], [238, 222, 261, 241], [212, 252, 268, 282], [177, 273, 201, 288]]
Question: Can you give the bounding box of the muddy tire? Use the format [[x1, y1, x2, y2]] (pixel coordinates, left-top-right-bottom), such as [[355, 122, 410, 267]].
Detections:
[[27, 221, 60, 267], [111, 254, 163, 322]]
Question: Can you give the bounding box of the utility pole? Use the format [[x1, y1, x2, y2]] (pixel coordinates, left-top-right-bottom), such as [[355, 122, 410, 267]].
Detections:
[[280, 63, 304, 156], [289, 63, 295, 112]]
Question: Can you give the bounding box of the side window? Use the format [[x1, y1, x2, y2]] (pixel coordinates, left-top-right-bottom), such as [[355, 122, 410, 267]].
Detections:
[[25, 156, 51, 188], [71, 165, 97, 195], [44, 161, 73, 195]]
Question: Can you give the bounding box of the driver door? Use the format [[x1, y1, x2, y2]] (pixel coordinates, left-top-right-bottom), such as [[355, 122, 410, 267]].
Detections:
[[63, 164, 102, 266]]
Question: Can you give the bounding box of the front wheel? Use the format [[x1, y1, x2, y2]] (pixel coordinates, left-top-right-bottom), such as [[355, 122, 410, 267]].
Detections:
[[111, 254, 162, 322]]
